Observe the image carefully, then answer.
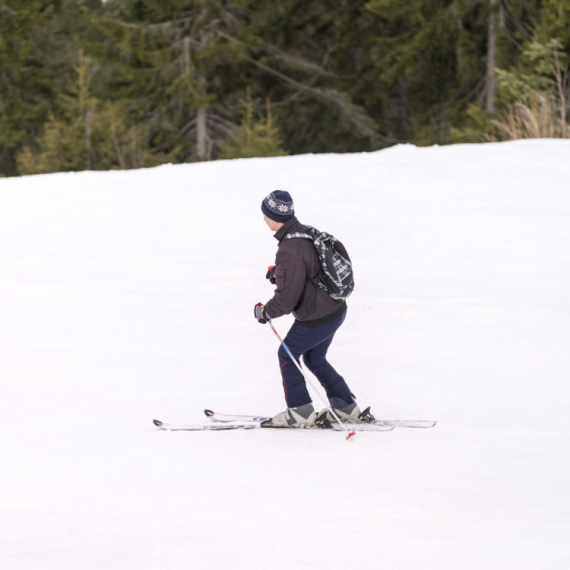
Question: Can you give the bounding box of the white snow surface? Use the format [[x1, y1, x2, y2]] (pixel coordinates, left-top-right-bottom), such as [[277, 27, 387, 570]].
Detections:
[[1, 139, 570, 569]]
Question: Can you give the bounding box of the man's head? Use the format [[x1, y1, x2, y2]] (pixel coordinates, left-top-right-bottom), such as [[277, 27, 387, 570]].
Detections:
[[261, 191, 295, 231], [263, 215, 284, 232]]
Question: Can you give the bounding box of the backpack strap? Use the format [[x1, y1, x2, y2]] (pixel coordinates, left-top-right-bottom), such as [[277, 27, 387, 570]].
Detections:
[[284, 231, 323, 287], [284, 232, 312, 240]]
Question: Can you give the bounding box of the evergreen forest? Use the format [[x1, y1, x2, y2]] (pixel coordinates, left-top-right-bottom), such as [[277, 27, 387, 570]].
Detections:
[[1, 0, 569, 177]]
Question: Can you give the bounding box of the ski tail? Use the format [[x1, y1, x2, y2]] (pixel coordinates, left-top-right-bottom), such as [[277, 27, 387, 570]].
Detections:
[[154, 419, 258, 431], [204, 409, 269, 422]]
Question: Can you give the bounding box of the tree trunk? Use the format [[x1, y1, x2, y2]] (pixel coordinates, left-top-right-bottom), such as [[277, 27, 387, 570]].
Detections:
[[553, 49, 566, 138], [196, 106, 207, 159], [85, 107, 94, 170], [111, 114, 126, 169], [196, 73, 208, 159], [184, 37, 191, 76], [485, 0, 499, 113]]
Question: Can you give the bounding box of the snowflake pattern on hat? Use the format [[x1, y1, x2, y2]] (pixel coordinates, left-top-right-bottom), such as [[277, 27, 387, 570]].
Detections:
[[264, 192, 294, 215]]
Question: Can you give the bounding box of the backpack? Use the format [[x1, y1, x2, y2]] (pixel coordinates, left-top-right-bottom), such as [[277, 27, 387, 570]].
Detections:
[[285, 226, 354, 301]]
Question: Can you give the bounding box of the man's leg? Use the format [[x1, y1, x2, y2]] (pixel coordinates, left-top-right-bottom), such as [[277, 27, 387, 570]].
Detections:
[[302, 332, 354, 406], [277, 332, 311, 408], [278, 312, 350, 408]]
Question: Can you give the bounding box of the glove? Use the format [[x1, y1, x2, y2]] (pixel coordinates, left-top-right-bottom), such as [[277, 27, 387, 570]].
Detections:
[[266, 265, 277, 285], [254, 302, 269, 324]]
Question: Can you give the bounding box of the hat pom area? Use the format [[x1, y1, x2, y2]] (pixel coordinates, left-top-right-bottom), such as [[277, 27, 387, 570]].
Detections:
[[261, 190, 295, 223]]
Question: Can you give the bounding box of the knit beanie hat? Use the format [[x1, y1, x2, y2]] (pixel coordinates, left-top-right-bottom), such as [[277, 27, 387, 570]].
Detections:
[[261, 190, 295, 223]]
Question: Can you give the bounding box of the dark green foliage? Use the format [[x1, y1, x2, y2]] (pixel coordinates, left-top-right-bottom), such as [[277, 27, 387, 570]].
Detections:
[[88, 0, 257, 163], [16, 50, 143, 174], [0, 1, 57, 176], [0, 0, 102, 176], [0, 0, 568, 176], [537, 0, 570, 43], [248, 0, 384, 152]]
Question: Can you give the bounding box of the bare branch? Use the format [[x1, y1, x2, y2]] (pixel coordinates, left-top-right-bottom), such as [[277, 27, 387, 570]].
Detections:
[[0, 4, 16, 15], [263, 44, 337, 78], [98, 16, 194, 35]]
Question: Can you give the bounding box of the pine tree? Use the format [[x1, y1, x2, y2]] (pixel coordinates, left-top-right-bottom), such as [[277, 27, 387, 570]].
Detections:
[[94, 0, 381, 161], [92, 0, 256, 162], [492, 38, 569, 138], [220, 89, 288, 159], [248, 0, 382, 153], [364, 0, 542, 143], [0, 1, 58, 176], [17, 50, 137, 174], [537, 0, 570, 45], [0, 0, 106, 176], [18, 50, 96, 173]]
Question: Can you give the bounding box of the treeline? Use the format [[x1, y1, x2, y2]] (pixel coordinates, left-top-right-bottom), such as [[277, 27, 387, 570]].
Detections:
[[0, 0, 569, 177]]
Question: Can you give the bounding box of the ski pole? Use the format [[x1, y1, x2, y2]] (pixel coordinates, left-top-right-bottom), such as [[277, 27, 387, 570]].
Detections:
[[267, 319, 356, 441]]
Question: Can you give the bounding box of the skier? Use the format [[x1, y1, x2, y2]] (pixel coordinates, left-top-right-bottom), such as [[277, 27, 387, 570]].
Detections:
[[254, 190, 361, 427]]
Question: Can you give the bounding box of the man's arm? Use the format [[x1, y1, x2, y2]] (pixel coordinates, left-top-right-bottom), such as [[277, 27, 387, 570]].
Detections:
[[265, 251, 307, 319]]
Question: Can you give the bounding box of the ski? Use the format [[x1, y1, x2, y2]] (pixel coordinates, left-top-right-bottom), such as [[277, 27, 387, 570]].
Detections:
[[374, 419, 436, 428], [153, 418, 393, 432], [153, 419, 257, 431], [204, 409, 436, 429]]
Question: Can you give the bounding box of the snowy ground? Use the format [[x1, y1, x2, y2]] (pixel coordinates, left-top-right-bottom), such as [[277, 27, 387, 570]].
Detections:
[[1, 140, 569, 569]]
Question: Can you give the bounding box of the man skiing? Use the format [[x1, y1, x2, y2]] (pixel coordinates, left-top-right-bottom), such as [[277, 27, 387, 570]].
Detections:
[[254, 190, 361, 427]]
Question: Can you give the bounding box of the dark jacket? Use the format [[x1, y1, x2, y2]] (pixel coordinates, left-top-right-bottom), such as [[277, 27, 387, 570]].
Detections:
[[265, 217, 346, 327]]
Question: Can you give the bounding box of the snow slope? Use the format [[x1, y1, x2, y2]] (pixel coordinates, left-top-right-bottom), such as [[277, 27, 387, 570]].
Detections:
[[1, 140, 569, 570]]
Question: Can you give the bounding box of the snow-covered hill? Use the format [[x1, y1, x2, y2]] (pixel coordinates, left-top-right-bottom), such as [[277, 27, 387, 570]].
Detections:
[[1, 140, 569, 570]]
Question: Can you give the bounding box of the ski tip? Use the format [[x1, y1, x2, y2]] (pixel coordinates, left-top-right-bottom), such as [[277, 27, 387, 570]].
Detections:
[[346, 430, 357, 441], [153, 419, 163, 427], [204, 409, 214, 418]]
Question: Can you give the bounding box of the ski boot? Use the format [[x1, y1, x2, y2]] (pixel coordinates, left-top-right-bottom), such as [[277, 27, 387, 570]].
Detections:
[[260, 403, 317, 428], [316, 399, 376, 425]]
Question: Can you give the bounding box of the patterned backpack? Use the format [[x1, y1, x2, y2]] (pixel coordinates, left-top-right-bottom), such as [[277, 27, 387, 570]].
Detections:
[[285, 227, 354, 301]]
